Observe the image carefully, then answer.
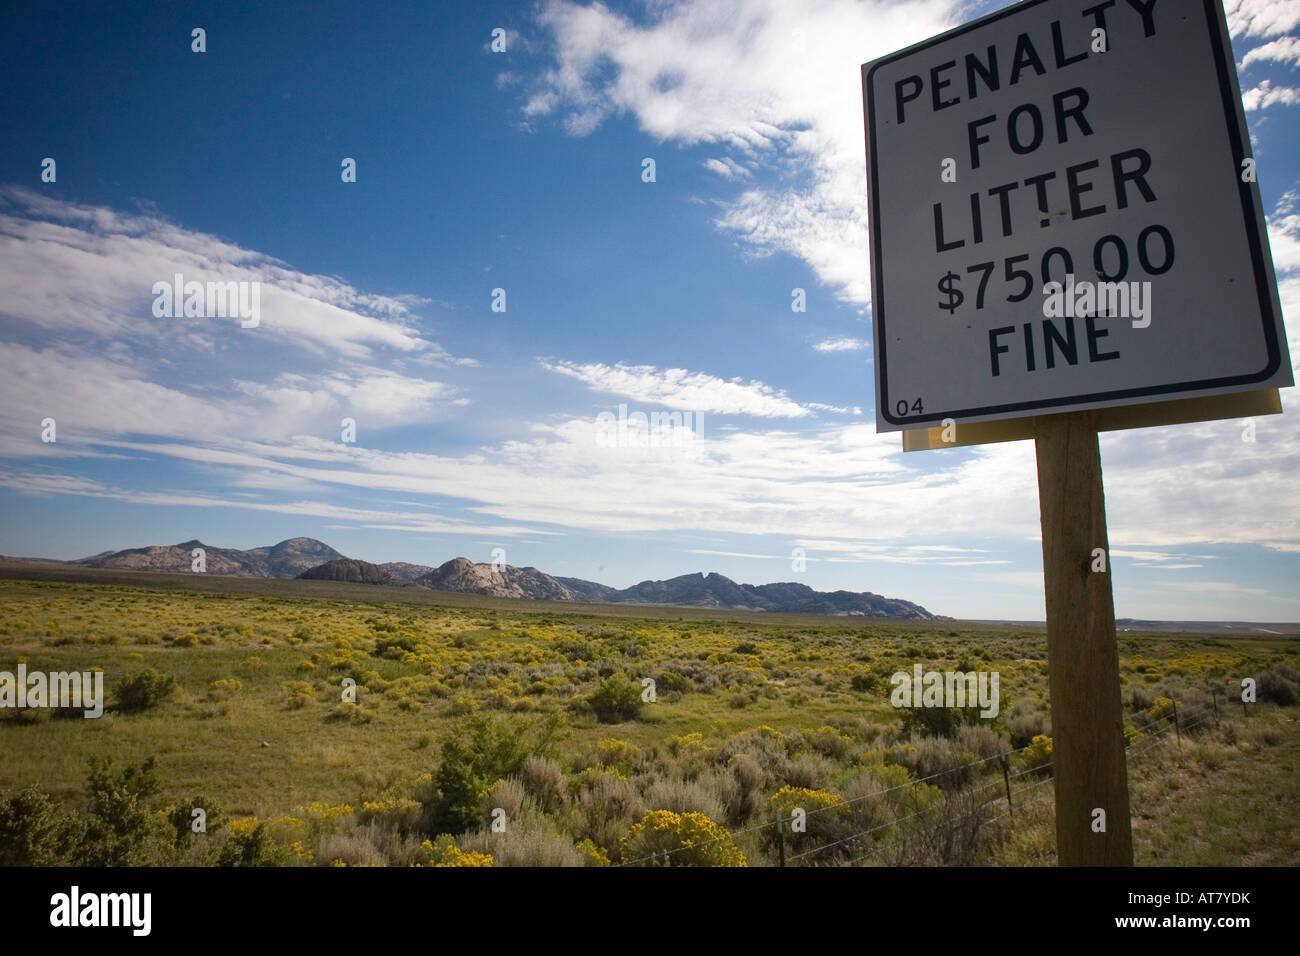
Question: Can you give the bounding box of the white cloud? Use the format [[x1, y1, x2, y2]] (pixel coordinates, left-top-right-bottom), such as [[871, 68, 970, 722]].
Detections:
[[1110, 550, 1217, 562], [1159, 580, 1273, 599], [974, 571, 1044, 590], [1225, 0, 1300, 39], [703, 157, 751, 179], [687, 548, 808, 560], [0, 186, 471, 364], [0, 342, 465, 450], [1242, 79, 1300, 110], [525, 0, 963, 307], [813, 337, 869, 352], [1240, 35, 1300, 69], [539, 359, 815, 417]]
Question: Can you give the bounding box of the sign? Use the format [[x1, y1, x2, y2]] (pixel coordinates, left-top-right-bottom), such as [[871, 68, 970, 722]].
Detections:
[[863, 0, 1292, 433]]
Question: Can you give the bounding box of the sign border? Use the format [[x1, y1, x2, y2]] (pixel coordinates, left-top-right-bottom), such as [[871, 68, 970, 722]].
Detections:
[[863, 0, 1286, 429]]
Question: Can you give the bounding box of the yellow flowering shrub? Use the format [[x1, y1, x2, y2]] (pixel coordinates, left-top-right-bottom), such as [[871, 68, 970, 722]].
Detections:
[[359, 796, 421, 831], [620, 810, 747, 867], [596, 738, 643, 773], [417, 835, 495, 867], [576, 838, 611, 867], [1147, 696, 1176, 722], [1019, 734, 1054, 774], [207, 678, 242, 701], [227, 816, 259, 837], [281, 680, 315, 708], [767, 786, 849, 848]]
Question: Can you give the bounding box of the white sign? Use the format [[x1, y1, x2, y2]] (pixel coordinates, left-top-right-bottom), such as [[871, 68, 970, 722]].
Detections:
[[863, 0, 1291, 433]]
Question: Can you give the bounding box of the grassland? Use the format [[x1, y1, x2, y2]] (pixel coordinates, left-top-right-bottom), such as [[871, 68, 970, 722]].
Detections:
[[1, 568, 1296, 867]]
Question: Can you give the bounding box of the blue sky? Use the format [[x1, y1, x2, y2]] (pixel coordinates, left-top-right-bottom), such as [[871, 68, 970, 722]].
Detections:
[[1, 0, 1298, 621]]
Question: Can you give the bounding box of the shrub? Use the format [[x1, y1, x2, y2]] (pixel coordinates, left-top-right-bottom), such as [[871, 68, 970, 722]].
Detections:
[[555, 640, 597, 662], [716, 729, 791, 782], [768, 785, 851, 854], [426, 712, 563, 836], [481, 778, 530, 824], [519, 756, 566, 813], [620, 810, 746, 867], [459, 820, 586, 867], [955, 724, 1005, 761], [115, 669, 177, 713], [1126, 685, 1155, 712], [168, 796, 222, 849], [578, 768, 644, 824], [418, 834, 494, 867], [449, 693, 478, 715], [783, 753, 834, 789], [643, 778, 726, 823], [709, 753, 764, 825], [1018, 734, 1054, 775], [804, 725, 856, 760], [1257, 667, 1299, 706], [216, 822, 297, 866], [885, 738, 979, 792], [327, 701, 376, 723], [593, 738, 645, 775], [1147, 696, 1176, 722], [1007, 709, 1046, 749], [207, 678, 242, 701], [586, 675, 643, 723], [281, 680, 315, 708], [898, 702, 983, 739], [577, 838, 611, 867], [0, 788, 82, 865], [850, 672, 881, 693], [359, 796, 422, 834], [837, 772, 892, 839], [80, 756, 166, 866], [656, 671, 694, 694]]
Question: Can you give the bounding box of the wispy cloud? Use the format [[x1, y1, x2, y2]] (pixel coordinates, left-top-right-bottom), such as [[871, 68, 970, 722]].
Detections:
[[525, 0, 963, 307], [1240, 35, 1300, 69], [1242, 79, 1300, 110], [813, 337, 869, 353], [1225, 0, 1300, 39], [539, 359, 815, 417]]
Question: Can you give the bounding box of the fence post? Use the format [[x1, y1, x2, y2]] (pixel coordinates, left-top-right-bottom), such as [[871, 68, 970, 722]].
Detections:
[[775, 806, 786, 868], [1171, 700, 1181, 752], [1000, 754, 1013, 820], [1210, 688, 1219, 728]]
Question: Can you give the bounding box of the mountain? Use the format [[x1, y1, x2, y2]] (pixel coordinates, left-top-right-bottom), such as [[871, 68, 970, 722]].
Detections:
[[415, 559, 940, 619], [378, 561, 436, 584], [67, 536, 942, 618], [76, 537, 343, 578], [416, 558, 578, 602], [603, 572, 936, 618], [298, 558, 392, 585]]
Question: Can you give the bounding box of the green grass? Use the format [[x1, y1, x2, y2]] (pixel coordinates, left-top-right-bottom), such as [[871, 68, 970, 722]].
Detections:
[[1, 569, 1296, 866]]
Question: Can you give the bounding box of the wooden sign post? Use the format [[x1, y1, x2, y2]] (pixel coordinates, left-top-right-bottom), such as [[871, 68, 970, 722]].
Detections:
[[1034, 410, 1132, 865]]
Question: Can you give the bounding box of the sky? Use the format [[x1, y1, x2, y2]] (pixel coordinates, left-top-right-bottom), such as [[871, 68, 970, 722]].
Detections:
[[0, 0, 1297, 622]]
